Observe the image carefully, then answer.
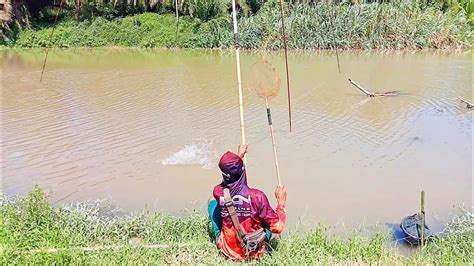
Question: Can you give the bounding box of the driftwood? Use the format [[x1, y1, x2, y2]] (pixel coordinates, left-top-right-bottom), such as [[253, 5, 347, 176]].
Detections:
[[348, 79, 399, 97], [458, 98, 473, 109]]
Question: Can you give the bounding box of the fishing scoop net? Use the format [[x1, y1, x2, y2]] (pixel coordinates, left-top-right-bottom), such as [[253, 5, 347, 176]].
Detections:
[[248, 59, 281, 99]]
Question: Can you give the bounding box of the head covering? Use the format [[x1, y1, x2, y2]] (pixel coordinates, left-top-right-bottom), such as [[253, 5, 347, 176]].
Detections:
[[218, 151, 248, 195]]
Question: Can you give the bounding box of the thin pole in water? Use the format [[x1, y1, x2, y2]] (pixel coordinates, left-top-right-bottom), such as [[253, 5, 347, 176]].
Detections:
[[278, 0, 292, 132], [420, 191, 425, 248], [323, 9, 341, 74], [331, 9, 341, 74], [175, 0, 179, 45], [231, 0, 247, 164], [40, 0, 65, 82]]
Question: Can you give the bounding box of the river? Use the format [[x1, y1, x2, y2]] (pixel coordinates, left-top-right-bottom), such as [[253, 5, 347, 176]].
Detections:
[[1, 49, 472, 234]]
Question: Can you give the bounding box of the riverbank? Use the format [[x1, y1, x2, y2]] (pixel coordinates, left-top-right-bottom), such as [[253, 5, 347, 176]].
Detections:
[[2, 2, 472, 49], [1, 187, 472, 264]]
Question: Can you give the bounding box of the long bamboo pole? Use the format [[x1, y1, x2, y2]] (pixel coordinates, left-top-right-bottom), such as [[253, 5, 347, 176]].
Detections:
[[40, 0, 65, 82], [231, 0, 246, 164], [278, 0, 292, 132], [265, 98, 281, 186]]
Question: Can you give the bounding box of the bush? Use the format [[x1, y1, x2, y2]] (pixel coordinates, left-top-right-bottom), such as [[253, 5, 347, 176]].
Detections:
[[12, 13, 207, 48]]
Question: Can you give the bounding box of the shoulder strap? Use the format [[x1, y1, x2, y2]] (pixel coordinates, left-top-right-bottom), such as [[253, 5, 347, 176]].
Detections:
[[223, 188, 247, 244]]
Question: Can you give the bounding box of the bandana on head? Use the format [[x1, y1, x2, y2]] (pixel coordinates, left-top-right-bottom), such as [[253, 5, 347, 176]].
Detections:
[[218, 151, 249, 195], [219, 152, 245, 185]]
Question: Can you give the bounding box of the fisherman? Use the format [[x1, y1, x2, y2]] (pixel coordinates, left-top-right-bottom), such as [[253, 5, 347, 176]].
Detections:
[[208, 144, 287, 260]]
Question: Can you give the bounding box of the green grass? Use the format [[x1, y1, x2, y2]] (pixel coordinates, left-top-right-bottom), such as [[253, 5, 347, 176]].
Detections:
[[3, 1, 471, 49], [1, 187, 472, 264]]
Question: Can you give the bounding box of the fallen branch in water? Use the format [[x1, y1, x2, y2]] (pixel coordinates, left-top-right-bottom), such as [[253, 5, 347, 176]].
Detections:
[[458, 98, 473, 109], [348, 79, 399, 97]]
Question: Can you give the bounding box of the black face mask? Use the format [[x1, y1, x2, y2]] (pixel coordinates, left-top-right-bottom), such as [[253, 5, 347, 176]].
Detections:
[[221, 166, 245, 185]]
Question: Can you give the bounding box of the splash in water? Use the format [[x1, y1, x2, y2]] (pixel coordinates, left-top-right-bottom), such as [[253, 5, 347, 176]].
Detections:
[[161, 141, 215, 169]]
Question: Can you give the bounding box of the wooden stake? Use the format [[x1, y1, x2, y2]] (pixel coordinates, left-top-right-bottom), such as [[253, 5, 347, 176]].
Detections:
[[420, 190, 425, 248], [231, 0, 247, 164], [265, 98, 281, 186], [335, 46, 341, 74]]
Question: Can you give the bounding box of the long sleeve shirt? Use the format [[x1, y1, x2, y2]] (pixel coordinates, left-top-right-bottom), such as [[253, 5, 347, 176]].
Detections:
[[213, 185, 286, 260]]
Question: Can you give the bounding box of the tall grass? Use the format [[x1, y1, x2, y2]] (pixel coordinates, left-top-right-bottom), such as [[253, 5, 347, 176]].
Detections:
[[238, 1, 471, 49], [1, 187, 472, 264]]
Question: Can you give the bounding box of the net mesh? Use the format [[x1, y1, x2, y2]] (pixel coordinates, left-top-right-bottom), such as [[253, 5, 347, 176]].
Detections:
[[248, 59, 281, 99]]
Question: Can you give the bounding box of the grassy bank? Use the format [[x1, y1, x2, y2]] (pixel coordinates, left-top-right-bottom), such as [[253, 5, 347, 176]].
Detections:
[[3, 2, 472, 49], [1, 187, 472, 264]]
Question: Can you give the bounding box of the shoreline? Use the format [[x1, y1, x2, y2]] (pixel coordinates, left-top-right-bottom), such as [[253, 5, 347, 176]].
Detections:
[[1, 46, 471, 53], [1, 187, 472, 264]]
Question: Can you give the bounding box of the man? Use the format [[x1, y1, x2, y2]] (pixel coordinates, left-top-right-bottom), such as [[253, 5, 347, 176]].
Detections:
[[208, 144, 287, 260]]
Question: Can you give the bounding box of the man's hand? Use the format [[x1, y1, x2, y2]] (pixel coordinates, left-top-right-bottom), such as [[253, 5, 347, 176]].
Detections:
[[275, 185, 287, 206], [237, 144, 248, 159]]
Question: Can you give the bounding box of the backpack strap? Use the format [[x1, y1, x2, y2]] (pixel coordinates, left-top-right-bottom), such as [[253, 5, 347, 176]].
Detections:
[[223, 188, 247, 246]]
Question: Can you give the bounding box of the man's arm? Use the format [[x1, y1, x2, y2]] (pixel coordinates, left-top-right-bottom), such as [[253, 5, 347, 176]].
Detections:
[[257, 186, 287, 234], [237, 144, 247, 159]]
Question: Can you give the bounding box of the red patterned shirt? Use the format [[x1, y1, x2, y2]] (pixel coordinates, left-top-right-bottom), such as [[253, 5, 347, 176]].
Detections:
[[213, 185, 286, 260]]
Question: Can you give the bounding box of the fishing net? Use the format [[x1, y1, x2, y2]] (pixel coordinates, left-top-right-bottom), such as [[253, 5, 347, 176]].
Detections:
[[248, 59, 281, 99]]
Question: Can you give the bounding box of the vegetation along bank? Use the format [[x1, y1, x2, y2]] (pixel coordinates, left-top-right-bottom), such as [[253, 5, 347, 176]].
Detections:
[[0, 187, 472, 264], [1, 0, 472, 49]]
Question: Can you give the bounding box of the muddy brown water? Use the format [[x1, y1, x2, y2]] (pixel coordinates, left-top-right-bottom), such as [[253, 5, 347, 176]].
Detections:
[[1, 49, 472, 236]]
